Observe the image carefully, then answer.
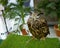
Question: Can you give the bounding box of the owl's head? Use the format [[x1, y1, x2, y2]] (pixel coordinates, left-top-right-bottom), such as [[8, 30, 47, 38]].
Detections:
[[29, 12, 37, 20]]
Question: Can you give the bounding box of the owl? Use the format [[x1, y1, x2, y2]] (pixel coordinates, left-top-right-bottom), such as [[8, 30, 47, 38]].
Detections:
[[27, 12, 50, 40]]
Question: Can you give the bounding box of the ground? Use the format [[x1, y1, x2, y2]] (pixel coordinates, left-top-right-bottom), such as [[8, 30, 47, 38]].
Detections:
[[0, 34, 60, 48]]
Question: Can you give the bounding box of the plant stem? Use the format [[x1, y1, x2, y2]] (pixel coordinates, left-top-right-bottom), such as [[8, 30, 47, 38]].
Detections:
[[2, 10, 9, 33]]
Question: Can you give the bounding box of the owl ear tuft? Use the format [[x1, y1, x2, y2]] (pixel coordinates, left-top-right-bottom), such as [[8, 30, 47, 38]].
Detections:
[[37, 13, 44, 16]]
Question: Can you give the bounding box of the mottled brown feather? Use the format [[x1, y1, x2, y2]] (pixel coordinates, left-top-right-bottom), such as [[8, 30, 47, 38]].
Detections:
[[27, 12, 50, 39]]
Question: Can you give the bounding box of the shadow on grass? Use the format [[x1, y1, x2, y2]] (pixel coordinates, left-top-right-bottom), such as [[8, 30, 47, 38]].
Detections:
[[0, 40, 3, 45]]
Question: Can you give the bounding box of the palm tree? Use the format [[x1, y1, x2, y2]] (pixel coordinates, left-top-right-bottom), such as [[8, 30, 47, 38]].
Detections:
[[0, 0, 9, 34], [0, 0, 31, 34]]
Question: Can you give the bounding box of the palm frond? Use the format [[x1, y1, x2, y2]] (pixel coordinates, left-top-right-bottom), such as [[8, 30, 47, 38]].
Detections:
[[0, 0, 8, 6]]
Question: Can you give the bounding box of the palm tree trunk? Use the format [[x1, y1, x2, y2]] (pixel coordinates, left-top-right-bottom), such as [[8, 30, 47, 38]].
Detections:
[[2, 10, 9, 34], [4, 17, 9, 33]]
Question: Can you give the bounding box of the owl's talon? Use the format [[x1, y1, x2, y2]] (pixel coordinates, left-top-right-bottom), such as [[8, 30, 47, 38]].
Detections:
[[40, 37, 45, 40]]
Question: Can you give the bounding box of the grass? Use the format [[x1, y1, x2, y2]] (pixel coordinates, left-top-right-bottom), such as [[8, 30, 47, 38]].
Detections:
[[0, 34, 60, 48]]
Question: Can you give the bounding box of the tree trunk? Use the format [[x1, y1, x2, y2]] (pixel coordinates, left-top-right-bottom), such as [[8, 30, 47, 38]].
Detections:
[[2, 10, 9, 34]]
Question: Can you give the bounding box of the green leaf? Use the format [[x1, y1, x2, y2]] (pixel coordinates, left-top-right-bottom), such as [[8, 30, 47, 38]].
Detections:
[[15, 18, 20, 21], [19, 24, 23, 31], [0, 0, 8, 6], [46, 2, 56, 10]]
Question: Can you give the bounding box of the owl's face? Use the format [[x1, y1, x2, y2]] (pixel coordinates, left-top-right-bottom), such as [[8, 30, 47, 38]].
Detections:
[[30, 12, 39, 21]]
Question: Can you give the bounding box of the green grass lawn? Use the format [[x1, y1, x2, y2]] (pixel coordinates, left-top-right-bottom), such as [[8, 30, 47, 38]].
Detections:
[[0, 34, 60, 48]]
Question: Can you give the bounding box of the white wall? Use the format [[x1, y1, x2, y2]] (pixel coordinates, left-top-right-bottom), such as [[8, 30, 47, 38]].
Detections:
[[0, 12, 7, 40], [30, 0, 34, 7], [9, 0, 34, 7]]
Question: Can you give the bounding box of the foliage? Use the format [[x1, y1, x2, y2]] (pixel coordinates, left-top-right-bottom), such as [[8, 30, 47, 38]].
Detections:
[[14, 0, 31, 24], [14, 0, 31, 31], [58, 24, 60, 30], [0, 0, 17, 19], [37, 0, 60, 18], [0, 0, 31, 32], [0, 34, 60, 48], [0, 0, 8, 6], [0, 0, 31, 21], [37, 0, 60, 29]]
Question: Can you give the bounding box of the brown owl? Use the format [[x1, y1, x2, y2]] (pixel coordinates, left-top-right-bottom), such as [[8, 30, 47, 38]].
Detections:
[[27, 12, 50, 40]]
